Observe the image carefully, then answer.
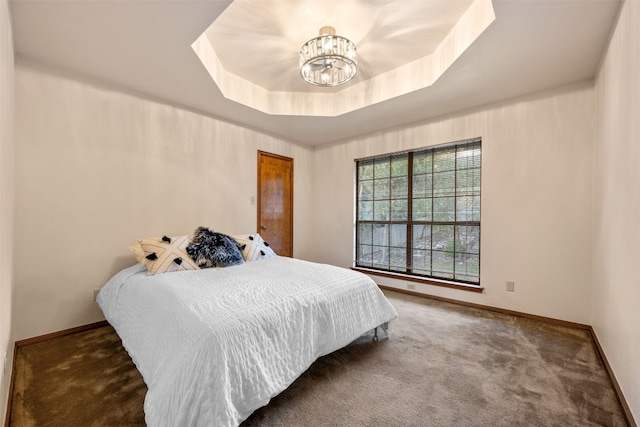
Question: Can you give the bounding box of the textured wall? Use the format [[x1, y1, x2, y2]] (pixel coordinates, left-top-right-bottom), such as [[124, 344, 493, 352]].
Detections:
[[0, 0, 14, 420], [312, 81, 595, 325], [13, 60, 314, 340], [593, 0, 640, 421]]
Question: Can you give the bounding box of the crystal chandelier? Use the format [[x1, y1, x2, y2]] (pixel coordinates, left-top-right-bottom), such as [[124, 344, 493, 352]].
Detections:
[[299, 26, 357, 87]]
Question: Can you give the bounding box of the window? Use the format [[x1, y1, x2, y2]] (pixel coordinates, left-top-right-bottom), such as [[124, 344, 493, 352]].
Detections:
[[355, 139, 481, 286]]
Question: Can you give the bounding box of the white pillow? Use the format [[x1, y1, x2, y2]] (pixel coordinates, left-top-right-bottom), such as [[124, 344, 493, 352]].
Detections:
[[232, 233, 277, 261], [129, 235, 200, 274]]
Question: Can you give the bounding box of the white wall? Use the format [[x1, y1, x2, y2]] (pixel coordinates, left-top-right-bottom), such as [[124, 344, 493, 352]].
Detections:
[[593, 0, 640, 421], [0, 0, 14, 420], [312, 82, 595, 325], [13, 60, 314, 340]]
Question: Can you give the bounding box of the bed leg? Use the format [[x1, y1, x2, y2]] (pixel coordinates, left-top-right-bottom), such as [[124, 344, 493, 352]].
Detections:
[[373, 327, 379, 342]]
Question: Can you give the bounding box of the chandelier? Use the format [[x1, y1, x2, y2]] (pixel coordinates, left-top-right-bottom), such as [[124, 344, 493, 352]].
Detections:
[[299, 26, 357, 87]]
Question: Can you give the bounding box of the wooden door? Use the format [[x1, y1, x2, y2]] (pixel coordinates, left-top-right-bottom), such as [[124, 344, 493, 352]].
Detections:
[[257, 151, 293, 257]]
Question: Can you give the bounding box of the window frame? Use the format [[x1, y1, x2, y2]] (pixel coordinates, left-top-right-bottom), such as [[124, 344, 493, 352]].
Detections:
[[354, 138, 482, 290]]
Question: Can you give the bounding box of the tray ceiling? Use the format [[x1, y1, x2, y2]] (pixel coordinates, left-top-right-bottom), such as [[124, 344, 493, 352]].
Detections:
[[10, 0, 622, 145]]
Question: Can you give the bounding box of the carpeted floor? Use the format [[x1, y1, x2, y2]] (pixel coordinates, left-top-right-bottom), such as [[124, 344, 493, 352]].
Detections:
[[9, 290, 629, 426]]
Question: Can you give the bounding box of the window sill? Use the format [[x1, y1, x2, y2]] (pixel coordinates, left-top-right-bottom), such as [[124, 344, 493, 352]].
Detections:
[[351, 267, 484, 293]]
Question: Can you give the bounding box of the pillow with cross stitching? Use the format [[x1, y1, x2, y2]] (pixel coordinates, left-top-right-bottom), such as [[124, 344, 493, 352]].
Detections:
[[232, 233, 277, 262], [129, 235, 200, 274]]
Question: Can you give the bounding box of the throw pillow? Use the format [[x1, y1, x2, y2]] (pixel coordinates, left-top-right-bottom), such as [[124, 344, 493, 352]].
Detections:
[[232, 233, 277, 261], [186, 226, 245, 268], [129, 235, 200, 274]]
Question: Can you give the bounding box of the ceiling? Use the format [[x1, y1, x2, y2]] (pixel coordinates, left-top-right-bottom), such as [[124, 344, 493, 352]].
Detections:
[[10, 0, 621, 146], [204, 0, 476, 92], [195, 0, 494, 117]]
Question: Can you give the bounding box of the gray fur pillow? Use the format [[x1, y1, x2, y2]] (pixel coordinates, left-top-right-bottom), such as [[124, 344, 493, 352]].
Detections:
[[186, 227, 245, 268]]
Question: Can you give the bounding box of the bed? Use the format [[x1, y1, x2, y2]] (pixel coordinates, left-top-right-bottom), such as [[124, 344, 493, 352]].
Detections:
[[97, 255, 398, 427]]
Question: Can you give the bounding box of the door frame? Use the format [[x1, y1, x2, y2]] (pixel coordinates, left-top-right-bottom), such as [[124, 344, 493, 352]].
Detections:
[[257, 150, 294, 257]]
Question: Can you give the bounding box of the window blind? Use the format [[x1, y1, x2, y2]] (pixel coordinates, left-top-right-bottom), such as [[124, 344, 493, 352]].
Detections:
[[355, 139, 481, 285]]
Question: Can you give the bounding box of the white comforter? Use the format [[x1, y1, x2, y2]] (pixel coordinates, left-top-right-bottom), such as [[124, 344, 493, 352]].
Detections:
[[98, 256, 398, 427]]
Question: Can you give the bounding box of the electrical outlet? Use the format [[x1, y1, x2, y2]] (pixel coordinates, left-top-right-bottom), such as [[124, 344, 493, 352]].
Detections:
[[93, 289, 101, 302], [506, 281, 515, 292], [407, 283, 416, 290]]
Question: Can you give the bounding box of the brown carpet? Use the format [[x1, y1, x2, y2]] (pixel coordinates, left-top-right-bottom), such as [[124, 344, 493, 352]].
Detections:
[[9, 291, 629, 426]]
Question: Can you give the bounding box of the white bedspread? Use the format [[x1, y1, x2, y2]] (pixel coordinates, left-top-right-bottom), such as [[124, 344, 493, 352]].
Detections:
[[97, 256, 398, 427]]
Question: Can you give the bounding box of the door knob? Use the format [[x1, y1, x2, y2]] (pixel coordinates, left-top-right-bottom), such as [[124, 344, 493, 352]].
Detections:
[[261, 225, 267, 230]]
